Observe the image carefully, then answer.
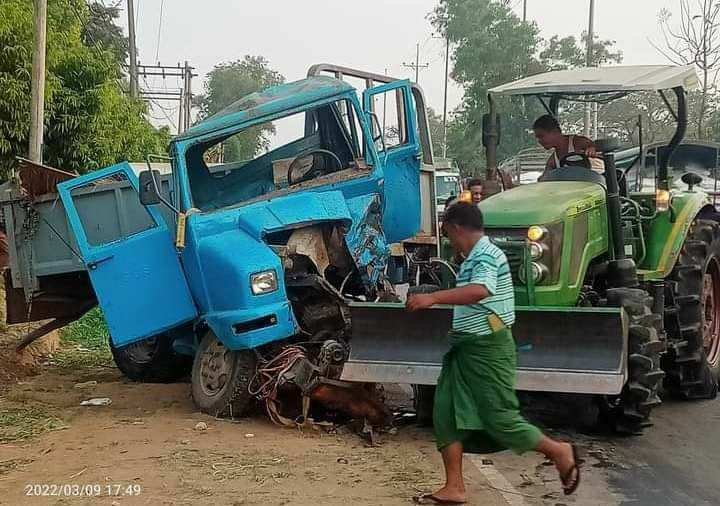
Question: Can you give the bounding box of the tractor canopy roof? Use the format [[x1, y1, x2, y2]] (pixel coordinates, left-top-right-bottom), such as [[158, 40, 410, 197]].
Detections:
[[489, 65, 699, 98]]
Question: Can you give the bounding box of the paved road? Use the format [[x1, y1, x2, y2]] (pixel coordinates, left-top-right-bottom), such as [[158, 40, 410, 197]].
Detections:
[[505, 394, 720, 505], [607, 397, 720, 505]]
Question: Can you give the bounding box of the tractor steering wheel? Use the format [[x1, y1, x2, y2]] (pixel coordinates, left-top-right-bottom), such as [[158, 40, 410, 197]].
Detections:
[[287, 149, 343, 186], [559, 152, 592, 169]]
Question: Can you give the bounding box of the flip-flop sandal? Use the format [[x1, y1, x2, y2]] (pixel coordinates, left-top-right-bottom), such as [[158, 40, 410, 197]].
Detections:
[[413, 493, 466, 505], [561, 444, 581, 496]]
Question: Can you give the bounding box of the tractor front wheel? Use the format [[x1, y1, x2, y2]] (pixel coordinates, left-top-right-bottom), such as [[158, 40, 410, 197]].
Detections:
[[190, 330, 257, 418], [601, 288, 666, 434], [664, 218, 720, 399]]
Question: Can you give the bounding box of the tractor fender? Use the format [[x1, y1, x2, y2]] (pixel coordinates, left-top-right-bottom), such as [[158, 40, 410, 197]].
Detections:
[[646, 192, 714, 278]]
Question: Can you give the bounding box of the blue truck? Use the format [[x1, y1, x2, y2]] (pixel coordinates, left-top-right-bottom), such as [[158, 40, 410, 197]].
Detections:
[[3, 65, 439, 420]]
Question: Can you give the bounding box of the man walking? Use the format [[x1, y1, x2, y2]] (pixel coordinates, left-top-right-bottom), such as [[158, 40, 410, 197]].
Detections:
[[407, 202, 579, 504]]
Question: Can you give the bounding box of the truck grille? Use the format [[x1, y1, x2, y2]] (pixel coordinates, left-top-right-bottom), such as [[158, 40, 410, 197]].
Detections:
[[485, 228, 528, 283]]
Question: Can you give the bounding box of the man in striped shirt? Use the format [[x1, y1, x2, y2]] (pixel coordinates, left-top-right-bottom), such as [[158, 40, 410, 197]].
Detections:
[[407, 202, 579, 504]]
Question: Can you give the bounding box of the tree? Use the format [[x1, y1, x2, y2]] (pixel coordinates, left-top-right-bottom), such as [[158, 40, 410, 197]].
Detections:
[[655, 0, 720, 139], [0, 0, 169, 177], [83, 1, 128, 65], [431, 0, 544, 173], [426, 107, 445, 158], [434, 0, 624, 174], [195, 56, 284, 162]]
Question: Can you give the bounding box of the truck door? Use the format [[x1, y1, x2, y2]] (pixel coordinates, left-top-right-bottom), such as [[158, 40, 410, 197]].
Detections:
[[58, 162, 197, 347], [363, 81, 421, 243]]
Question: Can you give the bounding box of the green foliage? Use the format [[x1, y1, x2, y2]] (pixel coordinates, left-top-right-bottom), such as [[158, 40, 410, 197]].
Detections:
[[0, 0, 169, 177], [56, 307, 112, 369], [195, 56, 284, 162], [434, 0, 625, 173], [0, 403, 65, 443]]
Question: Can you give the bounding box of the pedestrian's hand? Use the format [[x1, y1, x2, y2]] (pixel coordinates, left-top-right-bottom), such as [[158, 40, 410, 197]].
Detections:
[[584, 146, 598, 158], [406, 293, 435, 312]]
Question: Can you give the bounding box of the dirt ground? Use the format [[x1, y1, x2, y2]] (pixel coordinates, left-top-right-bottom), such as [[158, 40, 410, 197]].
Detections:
[[0, 343, 621, 506]]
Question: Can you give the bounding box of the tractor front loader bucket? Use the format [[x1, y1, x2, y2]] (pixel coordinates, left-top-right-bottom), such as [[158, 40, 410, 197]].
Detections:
[[342, 303, 628, 395]]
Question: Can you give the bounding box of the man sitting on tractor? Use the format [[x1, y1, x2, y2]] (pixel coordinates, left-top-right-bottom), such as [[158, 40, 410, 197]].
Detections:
[[533, 114, 603, 174]]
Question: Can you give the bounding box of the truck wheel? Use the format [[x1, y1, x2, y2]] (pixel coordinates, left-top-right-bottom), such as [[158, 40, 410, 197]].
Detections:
[[664, 219, 720, 399], [412, 385, 435, 427], [602, 288, 666, 434], [110, 333, 192, 383], [191, 330, 256, 418]]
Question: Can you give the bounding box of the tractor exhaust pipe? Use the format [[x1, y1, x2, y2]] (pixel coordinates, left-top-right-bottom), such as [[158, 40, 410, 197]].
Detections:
[[603, 149, 638, 288]]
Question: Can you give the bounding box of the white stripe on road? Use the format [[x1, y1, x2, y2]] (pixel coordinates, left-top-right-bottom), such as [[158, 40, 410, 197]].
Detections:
[[467, 455, 528, 506]]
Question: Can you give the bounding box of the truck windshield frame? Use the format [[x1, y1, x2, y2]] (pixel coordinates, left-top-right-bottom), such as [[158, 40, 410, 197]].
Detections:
[[176, 94, 377, 213]]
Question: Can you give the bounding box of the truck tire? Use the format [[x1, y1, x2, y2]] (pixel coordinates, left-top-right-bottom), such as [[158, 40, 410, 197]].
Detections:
[[191, 330, 256, 418], [664, 218, 720, 399], [110, 333, 192, 383], [602, 288, 666, 434]]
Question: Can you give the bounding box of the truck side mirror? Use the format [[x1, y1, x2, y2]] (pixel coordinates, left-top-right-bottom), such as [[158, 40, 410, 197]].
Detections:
[[139, 170, 162, 206], [482, 113, 501, 147]]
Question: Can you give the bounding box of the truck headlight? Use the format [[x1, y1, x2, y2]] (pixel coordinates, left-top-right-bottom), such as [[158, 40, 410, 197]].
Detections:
[[251, 270, 278, 295]]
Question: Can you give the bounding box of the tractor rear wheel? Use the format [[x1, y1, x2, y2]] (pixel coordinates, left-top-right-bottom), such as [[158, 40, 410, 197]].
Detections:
[[110, 333, 192, 383], [191, 330, 257, 418], [601, 288, 666, 434], [664, 218, 720, 399]]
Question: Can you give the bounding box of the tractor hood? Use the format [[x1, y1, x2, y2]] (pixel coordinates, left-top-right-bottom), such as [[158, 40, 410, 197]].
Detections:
[[480, 181, 605, 226]]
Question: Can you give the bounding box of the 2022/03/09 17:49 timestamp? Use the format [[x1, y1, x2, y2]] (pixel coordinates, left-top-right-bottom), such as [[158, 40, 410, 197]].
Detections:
[[25, 483, 142, 497]]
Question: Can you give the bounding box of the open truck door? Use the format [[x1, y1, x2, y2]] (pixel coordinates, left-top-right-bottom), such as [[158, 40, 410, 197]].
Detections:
[[363, 80, 422, 243], [58, 162, 197, 347]]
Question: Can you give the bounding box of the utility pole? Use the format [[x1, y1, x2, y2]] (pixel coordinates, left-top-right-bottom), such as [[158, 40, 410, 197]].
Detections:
[[583, 0, 595, 137], [29, 0, 47, 163], [523, 0, 527, 22], [127, 0, 138, 98], [403, 43, 430, 84], [442, 31, 450, 158], [136, 62, 196, 134]]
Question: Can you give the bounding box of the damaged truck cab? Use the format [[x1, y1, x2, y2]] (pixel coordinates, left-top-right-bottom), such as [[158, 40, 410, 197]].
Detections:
[[46, 66, 433, 418]]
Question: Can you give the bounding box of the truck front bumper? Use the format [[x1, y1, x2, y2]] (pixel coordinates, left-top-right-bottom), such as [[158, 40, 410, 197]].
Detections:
[[205, 300, 298, 350]]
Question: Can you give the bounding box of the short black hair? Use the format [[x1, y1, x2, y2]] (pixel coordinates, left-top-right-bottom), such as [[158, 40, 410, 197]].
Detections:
[[467, 178, 484, 188], [443, 201, 484, 231], [533, 114, 561, 132]]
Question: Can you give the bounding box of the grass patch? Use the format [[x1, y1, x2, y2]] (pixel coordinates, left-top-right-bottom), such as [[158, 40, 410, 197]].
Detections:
[[0, 402, 66, 443], [55, 308, 113, 370]]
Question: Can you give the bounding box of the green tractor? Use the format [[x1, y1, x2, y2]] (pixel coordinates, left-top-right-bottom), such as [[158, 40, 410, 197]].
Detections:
[[345, 65, 720, 433]]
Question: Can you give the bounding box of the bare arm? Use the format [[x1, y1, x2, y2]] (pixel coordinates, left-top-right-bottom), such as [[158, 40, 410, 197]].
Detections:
[[406, 284, 490, 312], [573, 136, 597, 157]]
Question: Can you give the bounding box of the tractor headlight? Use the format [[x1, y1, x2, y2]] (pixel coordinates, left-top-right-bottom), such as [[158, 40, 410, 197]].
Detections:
[[251, 270, 278, 295], [528, 241, 546, 260], [519, 262, 549, 283], [527, 225, 548, 242]]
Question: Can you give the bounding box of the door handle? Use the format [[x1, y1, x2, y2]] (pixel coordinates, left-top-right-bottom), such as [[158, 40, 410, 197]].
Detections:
[[87, 255, 115, 270]]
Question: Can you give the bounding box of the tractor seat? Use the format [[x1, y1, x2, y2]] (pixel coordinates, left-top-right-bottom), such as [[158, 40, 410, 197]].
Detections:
[[538, 165, 606, 187]]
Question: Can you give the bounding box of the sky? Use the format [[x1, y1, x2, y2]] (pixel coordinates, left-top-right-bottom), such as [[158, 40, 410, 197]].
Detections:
[[119, 0, 679, 133]]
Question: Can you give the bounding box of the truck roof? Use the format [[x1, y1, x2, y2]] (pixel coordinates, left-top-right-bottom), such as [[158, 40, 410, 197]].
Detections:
[[489, 65, 699, 97], [176, 76, 354, 141]]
